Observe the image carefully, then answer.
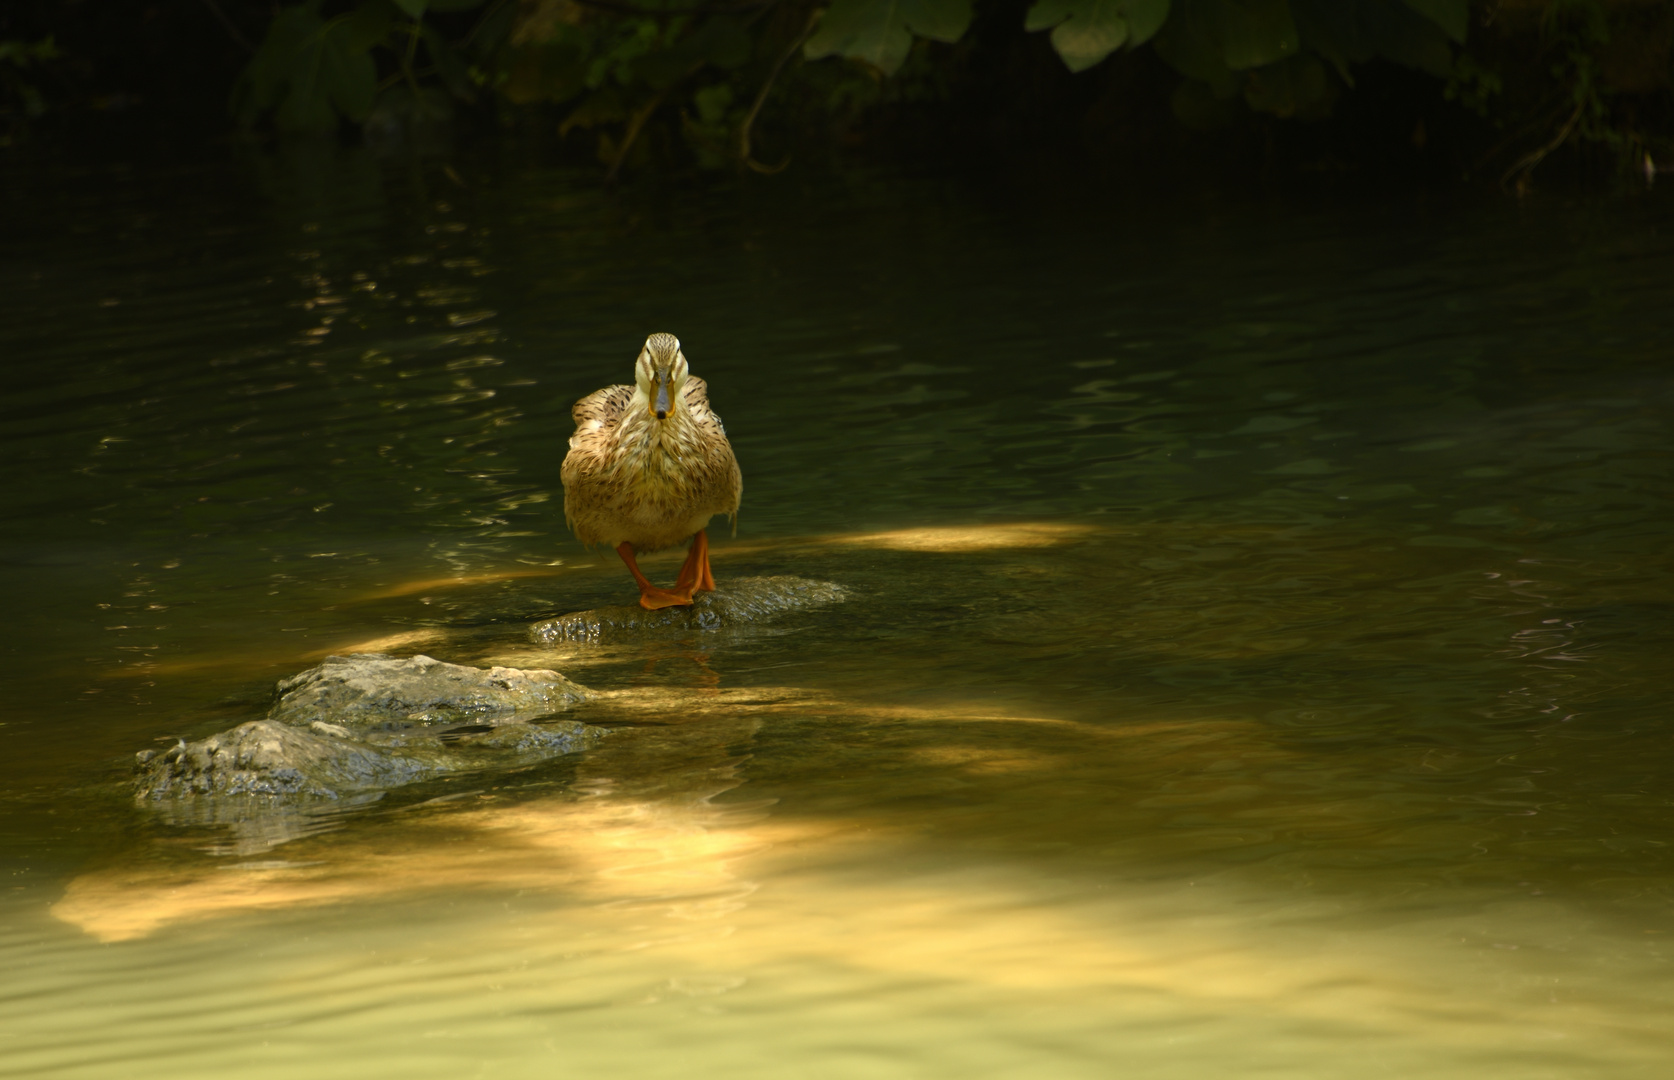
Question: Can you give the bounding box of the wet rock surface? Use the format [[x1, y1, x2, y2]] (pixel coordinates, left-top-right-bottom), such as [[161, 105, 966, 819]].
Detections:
[[530, 576, 847, 644], [136, 654, 602, 803], [270, 652, 590, 728]]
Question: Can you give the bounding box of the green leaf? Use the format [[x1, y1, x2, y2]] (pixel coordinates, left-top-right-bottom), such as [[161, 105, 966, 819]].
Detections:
[[393, 0, 428, 18], [236, 5, 325, 122], [1025, 0, 1170, 73], [290, 32, 377, 128], [1048, 13, 1129, 72], [1149, 4, 1234, 93], [635, 15, 751, 88], [693, 83, 734, 126], [341, 2, 396, 51], [1293, 0, 1451, 81], [1289, 0, 1363, 82], [804, 0, 973, 76], [1152, 0, 1296, 76], [256, 9, 379, 130], [1209, 0, 1297, 70], [1402, 0, 1466, 44], [1374, 6, 1452, 77]]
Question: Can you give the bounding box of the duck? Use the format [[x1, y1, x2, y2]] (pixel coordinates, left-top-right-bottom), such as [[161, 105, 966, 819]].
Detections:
[[560, 333, 742, 609]]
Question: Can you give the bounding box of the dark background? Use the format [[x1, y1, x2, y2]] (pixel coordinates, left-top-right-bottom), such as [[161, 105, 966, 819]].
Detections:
[[3, 0, 1672, 191]]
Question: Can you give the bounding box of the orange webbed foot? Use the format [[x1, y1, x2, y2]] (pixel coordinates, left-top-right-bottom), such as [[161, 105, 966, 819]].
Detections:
[[638, 587, 695, 610], [617, 541, 697, 610], [673, 530, 715, 598]]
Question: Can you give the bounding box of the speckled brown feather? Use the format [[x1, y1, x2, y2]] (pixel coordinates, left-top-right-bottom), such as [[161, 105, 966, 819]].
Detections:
[[561, 375, 742, 553]]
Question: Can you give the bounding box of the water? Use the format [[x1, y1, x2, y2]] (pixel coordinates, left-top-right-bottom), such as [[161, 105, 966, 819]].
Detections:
[[2, 148, 1672, 1077]]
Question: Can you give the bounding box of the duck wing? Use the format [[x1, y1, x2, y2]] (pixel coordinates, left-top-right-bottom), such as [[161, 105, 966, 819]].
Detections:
[[678, 376, 742, 520], [562, 384, 634, 542], [572, 383, 633, 431], [681, 376, 725, 432]]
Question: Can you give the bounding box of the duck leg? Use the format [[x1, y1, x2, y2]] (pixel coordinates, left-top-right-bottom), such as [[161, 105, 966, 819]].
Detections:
[[696, 530, 715, 593], [673, 530, 715, 598], [616, 542, 695, 610]]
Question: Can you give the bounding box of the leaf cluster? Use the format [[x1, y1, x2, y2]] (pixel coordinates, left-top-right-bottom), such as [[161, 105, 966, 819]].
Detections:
[[1130, 0, 1464, 120], [233, 0, 1472, 167], [233, 0, 505, 132], [230, 0, 1674, 187], [797, 0, 1465, 102]]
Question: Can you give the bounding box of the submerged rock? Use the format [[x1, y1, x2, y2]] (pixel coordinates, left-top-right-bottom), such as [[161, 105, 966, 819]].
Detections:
[[135, 653, 601, 803], [136, 717, 597, 800], [531, 575, 847, 644]]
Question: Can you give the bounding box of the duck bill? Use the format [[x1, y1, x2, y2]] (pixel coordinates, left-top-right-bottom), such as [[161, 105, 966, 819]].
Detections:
[[653, 379, 672, 420]]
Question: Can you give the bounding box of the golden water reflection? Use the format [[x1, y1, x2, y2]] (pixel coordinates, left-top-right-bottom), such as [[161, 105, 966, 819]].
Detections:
[[45, 690, 1673, 1076], [35, 520, 1674, 1077]]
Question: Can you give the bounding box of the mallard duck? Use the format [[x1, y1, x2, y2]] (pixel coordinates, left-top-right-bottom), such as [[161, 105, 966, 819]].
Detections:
[[561, 333, 742, 609]]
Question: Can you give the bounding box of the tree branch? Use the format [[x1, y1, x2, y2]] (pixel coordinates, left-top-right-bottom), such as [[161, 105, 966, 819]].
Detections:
[[738, 9, 820, 174], [1502, 94, 1587, 194], [606, 86, 671, 183]]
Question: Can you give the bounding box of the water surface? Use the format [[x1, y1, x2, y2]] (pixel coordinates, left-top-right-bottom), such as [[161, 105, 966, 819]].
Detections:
[[1, 151, 1672, 1078]]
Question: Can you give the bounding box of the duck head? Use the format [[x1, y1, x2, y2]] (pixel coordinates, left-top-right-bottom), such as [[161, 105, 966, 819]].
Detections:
[[632, 332, 689, 422]]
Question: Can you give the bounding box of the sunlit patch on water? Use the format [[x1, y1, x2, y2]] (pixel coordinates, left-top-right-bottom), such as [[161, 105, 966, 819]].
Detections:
[[797, 522, 1100, 551], [311, 627, 455, 657]]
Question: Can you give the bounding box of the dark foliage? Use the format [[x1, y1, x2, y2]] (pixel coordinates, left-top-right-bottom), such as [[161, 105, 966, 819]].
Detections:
[[4, 0, 1672, 190]]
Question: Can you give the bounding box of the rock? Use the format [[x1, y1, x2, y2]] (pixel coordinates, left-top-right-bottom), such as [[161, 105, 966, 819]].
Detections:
[[531, 575, 847, 644], [138, 721, 442, 799], [135, 653, 602, 805], [270, 653, 590, 728], [136, 717, 599, 801]]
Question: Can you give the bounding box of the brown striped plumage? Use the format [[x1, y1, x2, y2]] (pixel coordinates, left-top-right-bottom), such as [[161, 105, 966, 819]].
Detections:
[[560, 334, 741, 607]]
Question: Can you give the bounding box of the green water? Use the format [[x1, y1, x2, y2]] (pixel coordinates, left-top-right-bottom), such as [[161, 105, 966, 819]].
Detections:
[[2, 150, 1672, 1078]]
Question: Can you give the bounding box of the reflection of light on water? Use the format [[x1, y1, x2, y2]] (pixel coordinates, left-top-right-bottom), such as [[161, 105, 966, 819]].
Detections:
[[49, 807, 1668, 1072], [819, 523, 1100, 551], [340, 522, 1102, 608], [357, 568, 571, 600], [37, 523, 1672, 1075], [55, 703, 774, 943], [34, 697, 1674, 1075], [54, 787, 776, 942], [907, 746, 1059, 774], [314, 628, 452, 656]]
